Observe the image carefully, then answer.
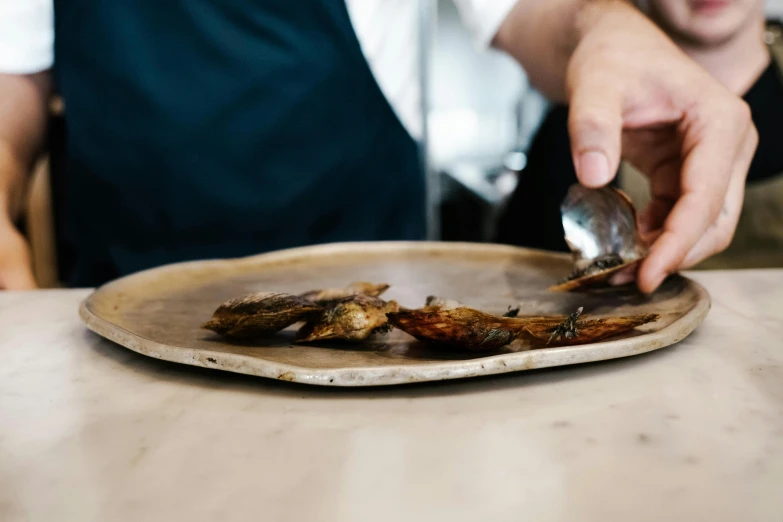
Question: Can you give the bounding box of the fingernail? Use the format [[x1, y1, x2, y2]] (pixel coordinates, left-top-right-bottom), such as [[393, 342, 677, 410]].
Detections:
[[577, 151, 611, 187]]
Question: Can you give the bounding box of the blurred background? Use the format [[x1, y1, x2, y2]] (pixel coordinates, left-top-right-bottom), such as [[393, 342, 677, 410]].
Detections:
[[430, 0, 545, 242], [431, 0, 783, 243]]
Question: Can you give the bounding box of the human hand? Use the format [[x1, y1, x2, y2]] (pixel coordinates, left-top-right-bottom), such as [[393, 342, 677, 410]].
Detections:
[[0, 217, 37, 290], [566, 1, 757, 293]]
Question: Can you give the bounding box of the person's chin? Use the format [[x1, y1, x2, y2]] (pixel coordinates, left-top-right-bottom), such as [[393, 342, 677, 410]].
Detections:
[[683, 17, 742, 46]]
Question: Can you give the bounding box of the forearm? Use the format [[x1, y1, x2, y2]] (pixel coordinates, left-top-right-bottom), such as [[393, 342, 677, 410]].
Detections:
[[0, 71, 50, 221], [493, 0, 667, 102]]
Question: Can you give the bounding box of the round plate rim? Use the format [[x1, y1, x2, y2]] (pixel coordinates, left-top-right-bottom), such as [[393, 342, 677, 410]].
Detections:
[[78, 241, 711, 387]]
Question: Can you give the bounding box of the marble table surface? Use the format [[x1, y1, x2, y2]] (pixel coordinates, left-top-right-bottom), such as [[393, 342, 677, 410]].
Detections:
[[1, 269, 782, 522]]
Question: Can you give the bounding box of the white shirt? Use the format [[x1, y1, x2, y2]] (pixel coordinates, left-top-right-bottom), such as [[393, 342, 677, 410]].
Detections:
[[0, 0, 53, 74], [0, 0, 518, 141]]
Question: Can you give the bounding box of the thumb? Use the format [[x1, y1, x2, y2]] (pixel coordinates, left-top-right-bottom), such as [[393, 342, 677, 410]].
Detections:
[[567, 81, 623, 187]]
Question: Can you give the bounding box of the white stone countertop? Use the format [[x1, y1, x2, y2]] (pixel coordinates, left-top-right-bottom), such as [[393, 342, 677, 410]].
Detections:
[[1, 270, 782, 522]]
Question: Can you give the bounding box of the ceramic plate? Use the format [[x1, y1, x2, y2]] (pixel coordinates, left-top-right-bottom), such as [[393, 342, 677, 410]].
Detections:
[[79, 241, 710, 386]]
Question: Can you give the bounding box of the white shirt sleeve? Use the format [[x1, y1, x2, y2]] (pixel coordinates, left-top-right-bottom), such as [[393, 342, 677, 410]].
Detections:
[[452, 0, 520, 49], [345, 0, 422, 140], [0, 0, 54, 74]]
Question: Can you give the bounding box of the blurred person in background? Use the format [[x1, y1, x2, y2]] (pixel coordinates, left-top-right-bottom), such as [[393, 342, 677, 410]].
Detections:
[[0, 0, 756, 292], [498, 0, 781, 269]]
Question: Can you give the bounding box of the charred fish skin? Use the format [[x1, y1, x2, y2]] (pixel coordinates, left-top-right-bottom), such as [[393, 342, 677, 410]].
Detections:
[[387, 307, 522, 351], [202, 292, 322, 338], [390, 301, 659, 351], [523, 309, 660, 347], [296, 295, 399, 343], [299, 282, 390, 305], [547, 307, 583, 344]]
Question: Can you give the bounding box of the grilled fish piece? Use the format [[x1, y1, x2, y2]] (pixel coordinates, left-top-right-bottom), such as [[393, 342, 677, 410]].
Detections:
[[503, 305, 521, 318], [522, 310, 660, 346], [202, 292, 322, 338], [388, 305, 660, 351], [295, 295, 400, 343], [299, 282, 390, 305], [387, 307, 529, 351]]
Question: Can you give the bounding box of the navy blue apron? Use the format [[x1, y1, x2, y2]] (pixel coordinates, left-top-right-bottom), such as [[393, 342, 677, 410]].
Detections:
[[52, 0, 426, 287]]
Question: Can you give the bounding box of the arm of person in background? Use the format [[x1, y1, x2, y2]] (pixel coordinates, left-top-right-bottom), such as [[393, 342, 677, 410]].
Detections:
[[486, 0, 757, 293], [0, 0, 53, 289]]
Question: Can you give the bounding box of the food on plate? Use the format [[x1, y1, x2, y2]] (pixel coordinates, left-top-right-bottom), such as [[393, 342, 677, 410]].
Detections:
[[296, 295, 400, 343], [503, 305, 521, 317], [522, 309, 660, 346], [387, 306, 525, 351], [202, 292, 322, 338], [204, 282, 660, 351], [550, 184, 648, 292], [388, 303, 659, 351], [425, 296, 520, 317]]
